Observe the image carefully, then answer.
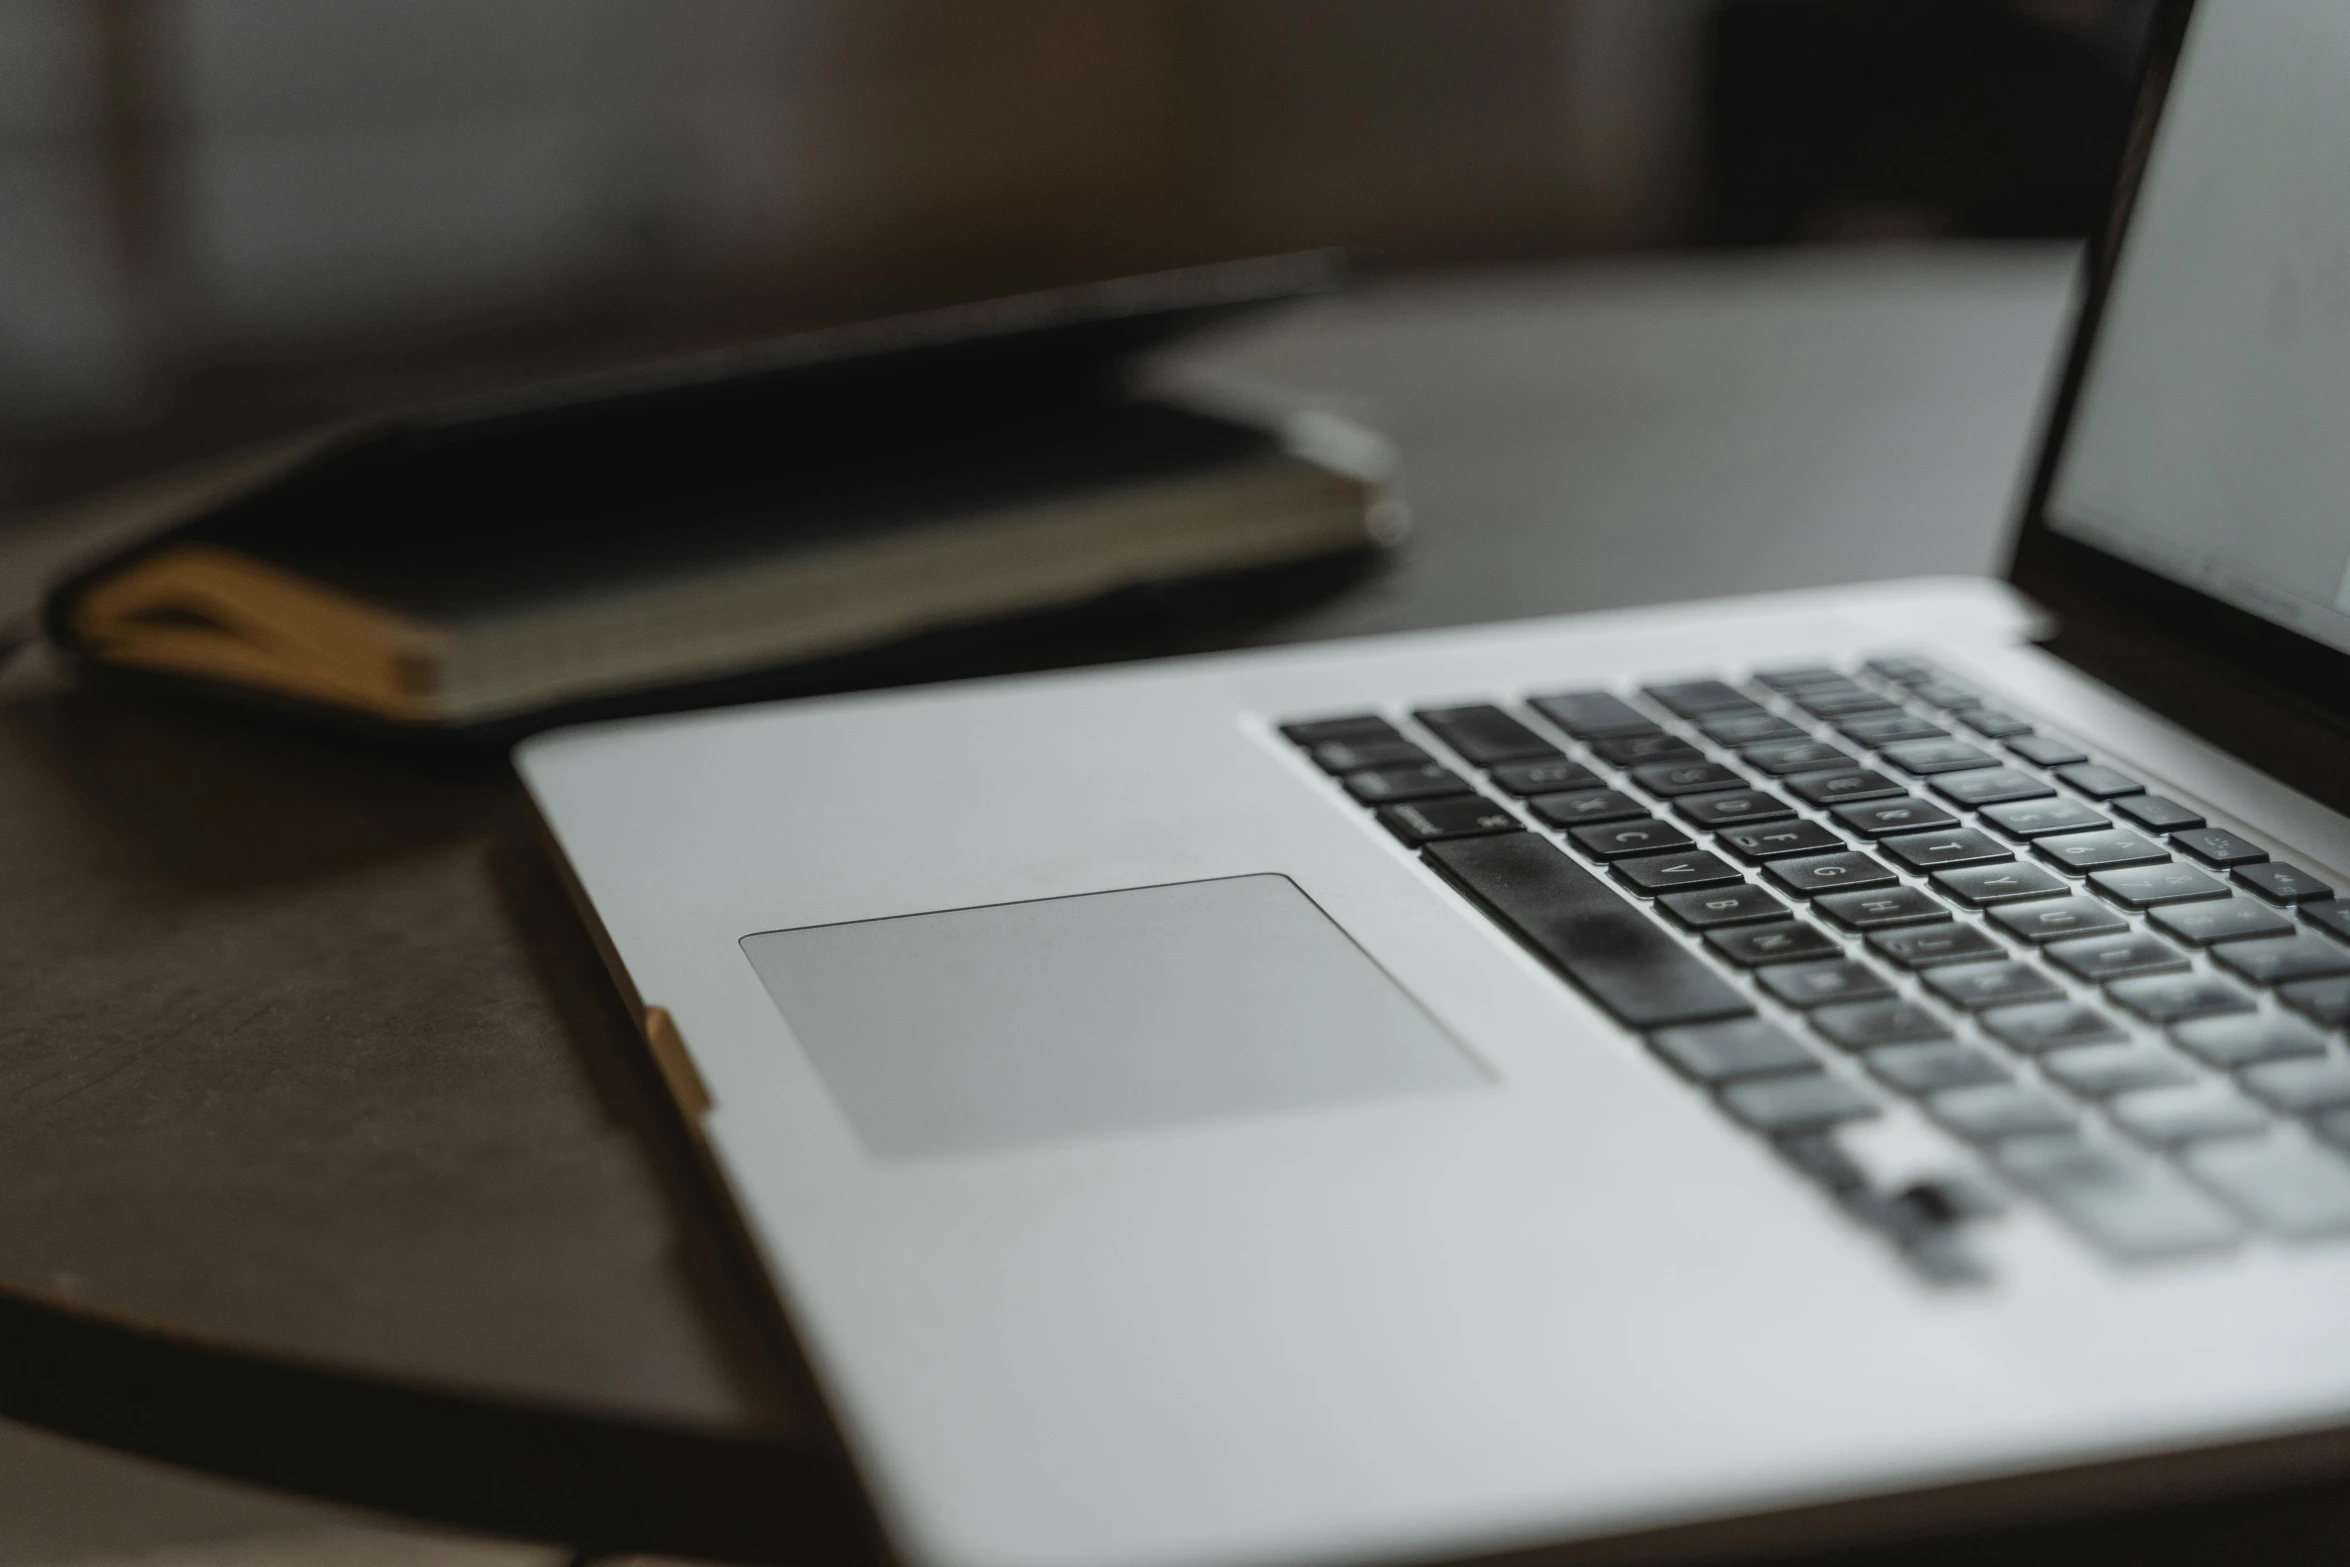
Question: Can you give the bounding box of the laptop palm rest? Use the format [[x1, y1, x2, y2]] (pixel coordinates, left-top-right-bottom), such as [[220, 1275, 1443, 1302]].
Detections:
[[740, 873, 1483, 1159]]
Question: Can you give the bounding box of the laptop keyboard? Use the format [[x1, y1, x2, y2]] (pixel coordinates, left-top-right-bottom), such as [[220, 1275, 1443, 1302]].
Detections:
[[1280, 657, 2350, 1268]]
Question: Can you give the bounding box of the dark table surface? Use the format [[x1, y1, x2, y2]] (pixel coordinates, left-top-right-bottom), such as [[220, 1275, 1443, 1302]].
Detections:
[[31, 245, 2285, 1564]]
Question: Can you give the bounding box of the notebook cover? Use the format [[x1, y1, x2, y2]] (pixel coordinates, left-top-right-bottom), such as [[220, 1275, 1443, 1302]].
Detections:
[[46, 254, 1367, 746], [64, 547, 1385, 761]]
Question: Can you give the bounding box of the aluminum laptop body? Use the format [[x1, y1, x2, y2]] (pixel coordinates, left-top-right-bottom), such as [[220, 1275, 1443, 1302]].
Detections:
[[519, 5, 2350, 1563]]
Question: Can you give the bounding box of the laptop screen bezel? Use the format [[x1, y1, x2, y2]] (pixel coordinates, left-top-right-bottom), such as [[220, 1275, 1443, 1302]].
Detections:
[[2008, 0, 2350, 764]]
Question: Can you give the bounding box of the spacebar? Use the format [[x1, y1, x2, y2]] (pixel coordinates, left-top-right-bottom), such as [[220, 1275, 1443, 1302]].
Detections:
[[1424, 833, 1753, 1029]]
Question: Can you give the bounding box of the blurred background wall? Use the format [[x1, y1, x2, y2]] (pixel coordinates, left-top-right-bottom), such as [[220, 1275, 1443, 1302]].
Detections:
[[0, 0, 2151, 518]]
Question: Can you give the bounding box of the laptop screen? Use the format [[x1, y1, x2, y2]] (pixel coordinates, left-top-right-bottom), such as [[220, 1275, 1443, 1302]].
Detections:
[[2043, 0, 2350, 655]]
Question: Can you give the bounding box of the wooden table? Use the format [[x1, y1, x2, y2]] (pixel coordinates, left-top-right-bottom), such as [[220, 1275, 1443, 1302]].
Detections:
[[25, 245, 2277, 1564]]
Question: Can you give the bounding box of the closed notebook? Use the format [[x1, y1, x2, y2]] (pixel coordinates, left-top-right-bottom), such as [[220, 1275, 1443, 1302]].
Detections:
[[46, 257, 1399, 738]]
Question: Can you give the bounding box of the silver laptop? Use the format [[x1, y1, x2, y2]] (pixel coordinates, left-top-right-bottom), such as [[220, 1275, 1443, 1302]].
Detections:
[[520, 5, 2350, 1563]]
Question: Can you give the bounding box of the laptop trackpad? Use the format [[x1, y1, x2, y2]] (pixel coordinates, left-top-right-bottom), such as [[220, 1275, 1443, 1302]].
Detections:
[[740, 874, 1482, 1159]]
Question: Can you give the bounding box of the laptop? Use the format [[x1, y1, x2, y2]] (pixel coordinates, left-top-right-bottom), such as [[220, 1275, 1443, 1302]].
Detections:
[[519, 4, 2350, 1562]]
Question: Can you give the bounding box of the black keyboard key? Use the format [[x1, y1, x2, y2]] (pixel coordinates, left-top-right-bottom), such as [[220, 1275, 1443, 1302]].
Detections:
[[2240, 1057, 2350, 1114], [1760, 959, 1894, 1009], [1490, 758, 1604, 797], [1990, 894, 2128, 943], [1776, 675, 1870, 699], [1643, 679, 1759, 717], [2234, 861, 2336, 905], [2113, 795, 2206, 833], [1980, 1000, 2125, 1052], [1979, 798, 2110, 839], [2173, 828, 2267, 868], [1933, 1087, 2076, 1142], [2109, 1085, 2269, 1145], [1743, 739, 1858, 776], [2280, 976, 2350, 1026], [1933, 861, 2069, 907], [1569, 818, 1695, 860], [1880, 739, 2001, 776], [1592, 733, 1705, 767], [1997, 1137, 2241, 1258], [2147, 897, 2295, 946], [1282, 714, 1397, 747], [1675, 789, 1794, 829], [1893, 1174, 2014, 1224], [1831, 796, 1961, 838], [1615, 849, 1743, 895], [1864, 655, 1938, 685], [1528, 789, 1647, 827], [2039, 1042, 2194, 1097], [1415, 704, 1562, 765], [2300, 898, 2350, 942], [1810, 999, 1951, 1050], [1788, 769, 1905, 806], [2105, 973, 2253, 1023], [1816, 885, 1950, 930], [1346, 764, 1475, 804], [1835, 711, 1949, 746], [2170, 1013, 2327, 1069], [1717, 819, 1846, 862], [2055, 763, 2145, 800], [1705, 920, 1840, 967], [1630, 759, 1750, 797], [2213, 933, 2350, 985], [1793, 688, 1899, 718], [1765, 850, 1898, 898], [1923, 961, 2063, 1010], [1757, 663, 1850, 690], [2045, 931, 2188, 981], [1423, 834, 1751, 1028], [1955, 707, 2033, 739], [2086, 863, 2229, 910], [1866, 923, 2004, 969], [2007, 734, 2089, 767], [1699, 711, 1807, 746], [2093, 1025, 2192, 1102], [1720, 1072, 1880, 1132], [1312, 738, 1430, 773], [1649, 1018, 1816, 1083], [2039, 920, 2199, 982], [1932, 769, 2056, 807], [1866, 1041, 2010, 1093], [1880, 828, 2012, 872], [1658, 882, 1789, 929], [2034, 829, 2169, 874], [1910, 680, 1984, 710], [2182, 1141, 2350, 1239], [1529, 690, 1657, 739], [1377, 798, 1524, 846], [1774, 1129, 1872, 1192]]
